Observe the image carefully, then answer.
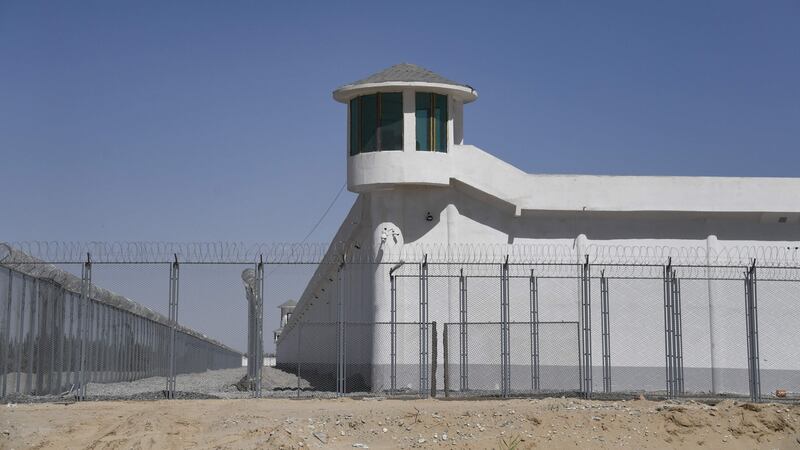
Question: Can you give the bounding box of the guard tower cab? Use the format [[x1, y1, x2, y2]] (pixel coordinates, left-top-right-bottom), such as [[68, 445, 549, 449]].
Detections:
[[333, 63, 478, 192]]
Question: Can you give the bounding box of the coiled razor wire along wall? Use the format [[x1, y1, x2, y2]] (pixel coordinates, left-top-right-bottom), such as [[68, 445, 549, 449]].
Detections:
[[4, 242, 800, 402], [272, 260, 800, 402], [8, 240, 800, 265], [0, 244, 241, 400]]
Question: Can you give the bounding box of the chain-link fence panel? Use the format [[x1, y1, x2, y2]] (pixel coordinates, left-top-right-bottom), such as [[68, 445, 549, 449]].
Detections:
[[0, 265, 86, 397], [443, 322, 580, 397], [176, 264, 249, 395], [602, 276, 665, 394], [756, 271, 800, 400], [443, 322, 502, 396], [708, 274, 750, 396], [675, 277, 713, 395], [85, 263, 172, 398], [286, 322, 433, 397], [508, 322, 581, 395], [295, 322, 337, 395]]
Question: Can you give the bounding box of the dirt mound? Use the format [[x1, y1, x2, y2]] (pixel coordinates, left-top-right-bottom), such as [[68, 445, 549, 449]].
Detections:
[[2, 397, 799, 449]]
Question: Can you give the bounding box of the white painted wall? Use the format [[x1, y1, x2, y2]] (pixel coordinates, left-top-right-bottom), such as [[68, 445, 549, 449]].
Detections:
[[277, 182, 800, 394], [278, 82, 800, 394]]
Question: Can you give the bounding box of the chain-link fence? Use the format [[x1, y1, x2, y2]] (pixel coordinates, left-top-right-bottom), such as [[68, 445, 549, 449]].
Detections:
[[3, 242, 800, 403], [0, 259, 241, 400]]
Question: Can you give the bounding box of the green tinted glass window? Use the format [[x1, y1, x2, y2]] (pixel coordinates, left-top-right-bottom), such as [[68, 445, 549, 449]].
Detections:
[[415, 92, 430, 151], [415, 92, 447, 152], [349, 98, 360, 156], [379, 93, 403, 150], [432, 93, 448, 152], [360, 94, 378, 153], [348, 93, 404, 155]]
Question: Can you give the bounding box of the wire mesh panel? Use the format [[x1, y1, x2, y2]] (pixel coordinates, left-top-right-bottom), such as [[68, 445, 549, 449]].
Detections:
[[444, 322, 580, 397], [708, 273, 751, 395], [295, 322, 337, 395], [508, 322, 581, 395], [447, 322, 502, 395], [288, 322, 432, 397], [86, 263, 172, 397], [3, 247, 800, 403], [176, 264, 248, 391], [673, 277, 713, 395], [603, 276, 666, 394], [0, 265, 88, 397], [756, 271, 800, 400]]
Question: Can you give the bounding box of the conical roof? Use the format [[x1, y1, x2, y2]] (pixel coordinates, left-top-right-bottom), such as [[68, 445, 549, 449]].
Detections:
[[333, 63, 477, 103], [278, 299, 297, 308], [342, 63, 471, 89]]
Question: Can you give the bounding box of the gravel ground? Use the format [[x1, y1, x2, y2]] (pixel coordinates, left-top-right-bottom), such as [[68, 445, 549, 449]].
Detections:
[[4, 366, 314, 403], [4, 397, 800, 449]]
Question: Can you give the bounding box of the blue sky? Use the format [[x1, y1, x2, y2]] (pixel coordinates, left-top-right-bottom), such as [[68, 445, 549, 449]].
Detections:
[[2, 1, 799, 244], [1, 1, 798, 351]]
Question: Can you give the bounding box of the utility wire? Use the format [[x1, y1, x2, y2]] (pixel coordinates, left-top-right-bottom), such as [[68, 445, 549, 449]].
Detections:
[[299, 182, 346, 245], [265, 182, 347, 278], [264, 179, 341, 353]]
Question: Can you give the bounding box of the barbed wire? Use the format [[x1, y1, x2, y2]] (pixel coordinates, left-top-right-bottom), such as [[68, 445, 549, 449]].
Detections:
[[0, 245, 238, 353], [3, 240, 800, 266]]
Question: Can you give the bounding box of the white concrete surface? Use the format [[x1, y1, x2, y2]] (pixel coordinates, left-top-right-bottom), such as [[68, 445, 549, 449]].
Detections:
[[277, 72, 800, 395]]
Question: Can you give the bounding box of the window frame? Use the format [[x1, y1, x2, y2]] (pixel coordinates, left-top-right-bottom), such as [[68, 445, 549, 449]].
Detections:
[[415, 92, 448, 153], [348, 92, 404, 155]]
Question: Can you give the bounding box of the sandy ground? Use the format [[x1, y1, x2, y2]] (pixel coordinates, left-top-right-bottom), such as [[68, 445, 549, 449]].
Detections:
[[1, 397, 799, 449]]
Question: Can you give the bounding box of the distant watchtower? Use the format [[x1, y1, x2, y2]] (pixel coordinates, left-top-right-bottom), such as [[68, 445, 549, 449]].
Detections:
[[273, 299, 296, 344], [333, 63, 478, 193]]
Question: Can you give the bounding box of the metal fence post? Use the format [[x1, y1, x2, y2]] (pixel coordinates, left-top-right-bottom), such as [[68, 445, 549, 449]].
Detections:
[[443, 323, 449, 398], [500, 256, 510, 398], [663, 261, 684, 399], [673, 272, 684, 396], [459, 268, 468, 392], [254, 256, 264, 398], [431, 321, 437, 397], [663, 261, 673, 398], [744, 260, 761, 402], [419, 255, 429, 396], [529, 269, 540, 392], [167, 255, 179, 399], [580, 256, 592, 398], [389, 269, 397, 395], [600, 272, 611, 394], [247, 269, 254, 381], [1, 268, 13, 397], [78, 254, 91, 400]]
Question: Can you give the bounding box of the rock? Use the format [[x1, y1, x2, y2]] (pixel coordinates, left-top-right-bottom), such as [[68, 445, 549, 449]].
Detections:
[[313, 432, 328, 444], [352, 443, 369, 448], [233, 375, 254, 392]]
